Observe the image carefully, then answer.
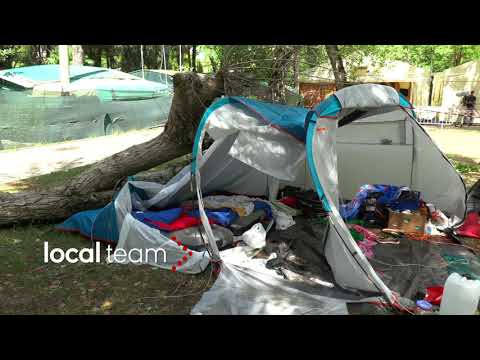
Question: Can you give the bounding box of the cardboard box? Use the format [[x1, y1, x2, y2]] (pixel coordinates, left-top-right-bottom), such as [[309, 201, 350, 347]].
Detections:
[[387, 210, 426, 234]]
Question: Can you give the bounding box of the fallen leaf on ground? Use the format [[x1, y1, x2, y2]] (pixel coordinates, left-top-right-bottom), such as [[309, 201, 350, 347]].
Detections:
[[101, 300, 113, 311]]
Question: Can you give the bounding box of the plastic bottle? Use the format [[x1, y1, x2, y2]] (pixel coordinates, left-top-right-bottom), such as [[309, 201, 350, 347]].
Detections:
[[439, 273, 480, 315], [416, 300, 433, 315], [424, 221, 435, 235]]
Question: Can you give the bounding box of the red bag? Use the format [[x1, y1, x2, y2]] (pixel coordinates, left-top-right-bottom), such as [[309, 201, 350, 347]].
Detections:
[[456, 212, 480, 239], [279, 196, 299, 208], [425, 286, 444, 305]]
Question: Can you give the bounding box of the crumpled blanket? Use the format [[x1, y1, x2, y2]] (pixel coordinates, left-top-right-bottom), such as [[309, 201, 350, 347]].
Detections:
[[188, 195, 295, 231], [357, 239, 376, 259]]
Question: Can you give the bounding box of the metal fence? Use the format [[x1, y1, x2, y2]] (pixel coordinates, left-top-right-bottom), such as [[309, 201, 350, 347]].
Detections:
[[415, 106, 479, 128]]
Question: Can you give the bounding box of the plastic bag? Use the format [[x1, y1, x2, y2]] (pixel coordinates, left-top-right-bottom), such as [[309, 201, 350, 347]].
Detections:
[[425, 286, 444, 305], [242, 223, 267, 249]]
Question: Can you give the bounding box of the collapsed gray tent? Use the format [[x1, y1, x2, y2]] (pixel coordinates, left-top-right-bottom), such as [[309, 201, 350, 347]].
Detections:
[[104, 84, 466, 313]]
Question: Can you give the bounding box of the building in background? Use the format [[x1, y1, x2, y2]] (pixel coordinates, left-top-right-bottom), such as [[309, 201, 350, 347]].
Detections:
[[353, 61, 431, 106], [298, 66, 336, 108], [299, 60, 431, 107]]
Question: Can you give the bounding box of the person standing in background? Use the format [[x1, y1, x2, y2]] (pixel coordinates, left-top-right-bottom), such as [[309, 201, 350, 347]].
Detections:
[[461, 91, 476, 126]]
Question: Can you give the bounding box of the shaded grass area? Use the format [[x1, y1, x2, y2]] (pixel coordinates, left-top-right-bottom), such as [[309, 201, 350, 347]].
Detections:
[[0, 150, 478, 314], [0, 225, 212, 315], [0, 153, 208, 315]]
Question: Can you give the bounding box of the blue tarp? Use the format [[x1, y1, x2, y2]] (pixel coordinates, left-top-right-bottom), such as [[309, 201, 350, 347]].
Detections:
[[55, 202, 119, 243], [340, 184, 421, 220], [0, 65, 109, 82]]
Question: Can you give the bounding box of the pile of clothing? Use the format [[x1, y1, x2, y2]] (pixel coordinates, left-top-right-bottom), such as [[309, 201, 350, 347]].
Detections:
[[341, 184, 453, 258], [131, 194, 302, 252]]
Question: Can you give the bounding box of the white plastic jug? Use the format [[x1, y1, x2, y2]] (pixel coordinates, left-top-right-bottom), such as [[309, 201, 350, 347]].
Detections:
[[439, 273, 480, 315]]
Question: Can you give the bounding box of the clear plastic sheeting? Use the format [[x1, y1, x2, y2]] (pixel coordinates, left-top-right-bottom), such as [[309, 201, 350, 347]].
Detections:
[[113, 213, 211, 273], [191, 260, 349, 315], [410, 122, 467, 220]]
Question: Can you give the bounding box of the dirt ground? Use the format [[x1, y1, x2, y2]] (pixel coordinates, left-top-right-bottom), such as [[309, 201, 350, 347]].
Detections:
[[426, 126, 480, 164], [0, 127, 163, 185], [0, 125, 478, 186]]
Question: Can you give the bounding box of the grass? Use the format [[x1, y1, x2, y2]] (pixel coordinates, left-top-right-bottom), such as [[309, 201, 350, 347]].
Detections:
[[0, 165, 92, 193], [0, 153, 208, 315], [0, 137, 479, 314], [447, 154, 480, 189], [0, 225, 212, 315]]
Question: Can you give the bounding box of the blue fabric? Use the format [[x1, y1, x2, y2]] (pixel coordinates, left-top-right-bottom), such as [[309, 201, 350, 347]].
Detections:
[[231, 97, 310, 142], [133, 208, 183, 224], [305, 114, 332, 212], [399, 92, 417, 120], [340, 184, 420, 220], [253, 201, 273, 220], [193, 96, 311, 174], [0, 65, 167, 102], [314, 95, 342, 118], [55, 201, 119, 243], [0, 65, 108, 82], [194, 97, 310, 157], [188, 208, 238, 227], [398, 93, 412, 109]]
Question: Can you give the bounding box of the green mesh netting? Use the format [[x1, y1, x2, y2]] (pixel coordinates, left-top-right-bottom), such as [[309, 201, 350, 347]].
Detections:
[[0, 65, 173, 149], [0, 88, 172, 148]]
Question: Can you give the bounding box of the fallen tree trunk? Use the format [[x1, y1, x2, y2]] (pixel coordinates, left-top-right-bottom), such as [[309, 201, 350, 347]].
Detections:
[[0, 72, 224, 226]]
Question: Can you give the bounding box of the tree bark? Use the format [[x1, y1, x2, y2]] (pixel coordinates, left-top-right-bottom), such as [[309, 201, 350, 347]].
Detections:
[[452, 46, 464, 67], [293, 46, 300, 93], [71, 45, 84, 65], [325, 45, 347, 90], [186, 45, 191, 71], [209, 56, 218, 73], [0, 72, 225, 227], [164, 46, 170, 69], [192, 45, 197, 72], [268, 46, 295, 104]]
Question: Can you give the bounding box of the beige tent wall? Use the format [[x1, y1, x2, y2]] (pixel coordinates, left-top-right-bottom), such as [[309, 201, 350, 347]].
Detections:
[[355, 61, 431, 106], [410, 79, 431, 106], [432, 60, 480, 109]]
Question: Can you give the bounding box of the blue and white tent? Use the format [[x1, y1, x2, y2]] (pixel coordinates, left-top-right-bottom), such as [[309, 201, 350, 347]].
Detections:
[[57, 84, 467, 313]]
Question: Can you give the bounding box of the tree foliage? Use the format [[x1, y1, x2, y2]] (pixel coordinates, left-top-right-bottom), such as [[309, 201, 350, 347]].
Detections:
[[2, 45, 480, 98], [373, 45, 480, 72]]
